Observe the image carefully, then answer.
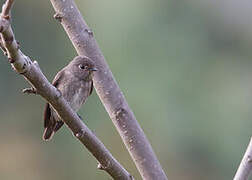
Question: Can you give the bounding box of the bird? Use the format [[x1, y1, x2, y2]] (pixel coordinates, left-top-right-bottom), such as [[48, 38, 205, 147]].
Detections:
[[43, 56, 97, 141]]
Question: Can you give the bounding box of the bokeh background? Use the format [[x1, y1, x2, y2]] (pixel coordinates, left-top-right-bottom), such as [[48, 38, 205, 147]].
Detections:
[[1, 0, 252, 179]]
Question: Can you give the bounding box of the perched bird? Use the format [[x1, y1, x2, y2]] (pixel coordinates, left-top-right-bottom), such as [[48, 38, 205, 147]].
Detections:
[[43, 56, 97, 141]]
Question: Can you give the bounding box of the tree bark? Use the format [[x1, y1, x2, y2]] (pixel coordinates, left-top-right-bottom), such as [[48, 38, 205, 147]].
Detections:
[[0, 0, 133, 179], [49, 0, 168, 179]]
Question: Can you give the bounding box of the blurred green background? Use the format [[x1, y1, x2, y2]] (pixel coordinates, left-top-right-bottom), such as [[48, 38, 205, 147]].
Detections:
[[1, 0, 252, 179]]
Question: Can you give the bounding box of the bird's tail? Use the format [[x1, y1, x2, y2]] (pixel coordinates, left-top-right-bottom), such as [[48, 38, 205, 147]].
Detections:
[[43, 103, 65, 141], [43, 121, 64, 141], [43, 126, 55, 141]]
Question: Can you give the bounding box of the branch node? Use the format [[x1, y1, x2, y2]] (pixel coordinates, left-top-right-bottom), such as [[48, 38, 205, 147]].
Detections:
[[248, 155, 252, 163], [74, 129, 85, 138], [33, 60, 40, 68], [84, 28, 94, 37], [8, 57, 14, 63], [115, 108, 127, 120], [3, 15, 10, 20], [22, 87, 37, 94], [22, 62, 27, 70], [97, 163, 105, 170], [53, 13, 63, 22], [115, 108, 123, 117], [97, 161, 111, 171], [0, 17, 10, 32]]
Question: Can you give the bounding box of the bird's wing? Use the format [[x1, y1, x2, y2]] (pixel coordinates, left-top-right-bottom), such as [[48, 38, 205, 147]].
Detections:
[[43, 69, 66, 140], [44, 69, 65, 128], [52, 68, 66, 88]]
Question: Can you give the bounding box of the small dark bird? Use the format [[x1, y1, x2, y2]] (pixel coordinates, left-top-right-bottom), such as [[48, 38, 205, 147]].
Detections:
[[43, 56, 97, 141]]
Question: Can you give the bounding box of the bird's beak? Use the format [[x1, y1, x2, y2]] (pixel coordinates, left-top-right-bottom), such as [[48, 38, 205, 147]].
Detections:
[[88, 67, 98, 71]]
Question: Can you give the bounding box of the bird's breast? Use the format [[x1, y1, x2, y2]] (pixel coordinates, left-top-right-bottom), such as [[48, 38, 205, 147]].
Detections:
[[59, 80, 91, 112]]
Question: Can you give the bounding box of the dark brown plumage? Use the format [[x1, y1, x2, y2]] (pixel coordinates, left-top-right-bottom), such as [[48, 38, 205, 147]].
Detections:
[[43, 56, 97, 141]]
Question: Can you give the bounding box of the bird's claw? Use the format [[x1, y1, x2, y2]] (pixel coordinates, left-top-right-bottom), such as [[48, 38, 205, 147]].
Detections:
[[22, 87, 37, 94]]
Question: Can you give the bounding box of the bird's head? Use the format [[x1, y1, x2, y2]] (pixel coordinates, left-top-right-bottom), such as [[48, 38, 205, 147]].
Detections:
[[68, 56, 97, 81]]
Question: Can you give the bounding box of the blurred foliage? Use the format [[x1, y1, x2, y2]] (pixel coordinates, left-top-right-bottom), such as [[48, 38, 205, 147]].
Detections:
[[1, 0, 252, 179]]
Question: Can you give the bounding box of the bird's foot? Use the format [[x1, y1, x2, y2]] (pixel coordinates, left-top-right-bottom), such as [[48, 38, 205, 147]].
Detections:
[[22, 87, 37, 94]]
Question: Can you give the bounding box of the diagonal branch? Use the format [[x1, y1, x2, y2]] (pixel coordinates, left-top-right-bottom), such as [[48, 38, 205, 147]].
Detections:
[[234, 137, 252, 180], [2, 0, 14, 17], [49, 0, 168, 179], [0, 1, 133, 179]]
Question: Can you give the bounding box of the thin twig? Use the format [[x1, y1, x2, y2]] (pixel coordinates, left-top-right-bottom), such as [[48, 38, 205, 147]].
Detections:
[[2, 0, 14, 17], [49, 0, 168, 179], [0, 1, 132, 179], [234, 137, 252, 180]]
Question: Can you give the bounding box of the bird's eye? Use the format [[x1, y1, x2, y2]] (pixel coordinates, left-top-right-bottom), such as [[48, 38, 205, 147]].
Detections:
[[79, 64, 88, 70]]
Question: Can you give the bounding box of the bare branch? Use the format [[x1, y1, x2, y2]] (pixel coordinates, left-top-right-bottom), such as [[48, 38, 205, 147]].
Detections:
[[49, 0, 168, 179], [234, 137, 252, 180], [0, 1, 132, 179], [2, 0, 14, 18]]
